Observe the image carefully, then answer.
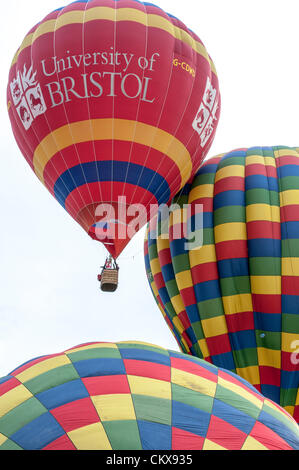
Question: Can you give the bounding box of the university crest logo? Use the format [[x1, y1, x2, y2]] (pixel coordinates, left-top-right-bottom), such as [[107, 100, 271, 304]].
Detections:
[[10, 64, 47, 130], [192, 76, 219, 147]]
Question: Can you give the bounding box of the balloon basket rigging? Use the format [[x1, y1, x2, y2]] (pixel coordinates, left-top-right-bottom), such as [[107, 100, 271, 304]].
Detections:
[[98, 255, 119, 293]]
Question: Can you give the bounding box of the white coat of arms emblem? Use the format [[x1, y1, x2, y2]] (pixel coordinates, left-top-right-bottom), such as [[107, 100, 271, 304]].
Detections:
[[10, 64, 47, 130], [192, 77, 219, 148]]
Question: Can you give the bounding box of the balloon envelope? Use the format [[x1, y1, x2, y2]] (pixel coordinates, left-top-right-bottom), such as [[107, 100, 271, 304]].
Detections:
[[0, 341, 298, 450], [144, 146, 299, 422], [7, 0, 220, 258]]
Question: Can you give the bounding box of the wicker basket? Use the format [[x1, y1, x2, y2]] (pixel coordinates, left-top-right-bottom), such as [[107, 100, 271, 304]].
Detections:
[[101, 268, 119, 292]]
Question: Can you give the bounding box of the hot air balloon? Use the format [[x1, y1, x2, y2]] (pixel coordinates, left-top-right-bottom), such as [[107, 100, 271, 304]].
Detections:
[[7, 0, 220, 274], [144, 146, 299, 422], [0, 341, 298, 450]]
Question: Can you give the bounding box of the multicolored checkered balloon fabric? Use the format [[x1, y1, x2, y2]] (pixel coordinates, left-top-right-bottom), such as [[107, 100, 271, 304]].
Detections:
[[144, 146, 299, 422], [0, 341, 298, 450]]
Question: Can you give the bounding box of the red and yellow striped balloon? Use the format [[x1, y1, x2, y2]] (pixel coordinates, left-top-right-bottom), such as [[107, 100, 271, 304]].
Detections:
[[7, 0, 220, 258]]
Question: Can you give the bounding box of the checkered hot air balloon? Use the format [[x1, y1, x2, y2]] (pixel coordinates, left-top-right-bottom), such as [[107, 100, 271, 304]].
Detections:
[[0, 341, 298, 450], [144, 146, 299, 422], [7, 0, 220, 259]]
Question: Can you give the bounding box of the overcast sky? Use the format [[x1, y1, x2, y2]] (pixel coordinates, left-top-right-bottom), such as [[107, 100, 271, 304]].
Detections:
[[1, 0, 299, 375]]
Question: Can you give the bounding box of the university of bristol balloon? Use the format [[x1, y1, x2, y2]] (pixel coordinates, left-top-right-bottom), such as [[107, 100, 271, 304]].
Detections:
[[7, 0, 220, 259]]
